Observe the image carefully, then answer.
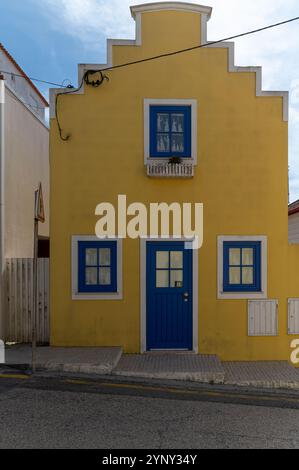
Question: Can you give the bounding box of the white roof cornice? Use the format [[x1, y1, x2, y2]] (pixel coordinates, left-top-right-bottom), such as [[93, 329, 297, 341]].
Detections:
[[130, 2, 212, 20]]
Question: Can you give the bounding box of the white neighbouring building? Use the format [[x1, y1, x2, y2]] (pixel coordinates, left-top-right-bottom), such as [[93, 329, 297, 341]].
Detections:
[[0, 43, 49, 339]]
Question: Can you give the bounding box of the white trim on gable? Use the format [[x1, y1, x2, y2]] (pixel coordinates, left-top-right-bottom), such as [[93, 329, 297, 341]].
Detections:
[[71, 235, 123, 301], [200, 18, 289, 122], [217, 235, 268, 300], [130, 2, 212, 19], [144, 98, 198, 164], [50, 2, 288, 123]]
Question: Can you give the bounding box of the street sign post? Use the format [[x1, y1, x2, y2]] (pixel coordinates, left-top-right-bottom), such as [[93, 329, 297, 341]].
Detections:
[[32, 183, 45, 373]]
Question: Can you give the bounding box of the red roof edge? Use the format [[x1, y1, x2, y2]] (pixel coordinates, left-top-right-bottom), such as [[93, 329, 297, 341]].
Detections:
[[289, 199, 299, 216], [289, 207, 299, 216], [0, 43, 49, 107]]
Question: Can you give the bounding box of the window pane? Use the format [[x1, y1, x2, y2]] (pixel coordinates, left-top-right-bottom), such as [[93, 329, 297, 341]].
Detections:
[[229, 267, 240, 285], [99, 248, 111, 266], [85, 248, 97, 266], [157, 113, 169, 132], [157, 134, 170, 152], [156, 252, 169, 269], [229, 248, 241, 266], [171, 134, 184, 153], [242, 248, 254, 266], [85, 267, 98, 285], [170, 270, 183, 288], [156, 270, 169, 288], [170, 251, 183, 269], [99, 267, 111, 285], [242, 267, 254, 285], [171, 114, 184, 133]]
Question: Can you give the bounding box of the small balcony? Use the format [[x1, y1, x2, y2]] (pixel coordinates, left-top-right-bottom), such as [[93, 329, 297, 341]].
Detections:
[[146, 162, 194, 178]]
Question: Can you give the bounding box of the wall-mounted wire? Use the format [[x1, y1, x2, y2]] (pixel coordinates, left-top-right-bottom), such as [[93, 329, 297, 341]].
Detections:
[[55, 70, 109, 141]]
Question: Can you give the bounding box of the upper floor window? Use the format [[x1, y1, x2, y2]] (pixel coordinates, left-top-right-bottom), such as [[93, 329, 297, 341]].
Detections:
[[144, 100, 197, 167], [150, 105, 191, 158]]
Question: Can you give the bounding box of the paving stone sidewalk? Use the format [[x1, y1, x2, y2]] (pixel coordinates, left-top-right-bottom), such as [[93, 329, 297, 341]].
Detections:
[[2, 345, 299, 390], [223, 361, 299, 390]]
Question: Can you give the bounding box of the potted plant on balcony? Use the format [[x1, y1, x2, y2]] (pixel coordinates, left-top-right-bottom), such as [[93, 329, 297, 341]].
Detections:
[[169, 156, 182, 165]]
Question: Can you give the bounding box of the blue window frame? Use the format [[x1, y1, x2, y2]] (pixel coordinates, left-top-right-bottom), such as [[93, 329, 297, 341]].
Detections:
[[150, 105, 192, 158], [223, 241, 261, 292], [78, 241, 117, 293]]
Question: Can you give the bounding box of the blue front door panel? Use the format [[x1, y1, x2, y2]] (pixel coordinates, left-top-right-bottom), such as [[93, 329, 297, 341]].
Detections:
[[146, 242, 193, 350]]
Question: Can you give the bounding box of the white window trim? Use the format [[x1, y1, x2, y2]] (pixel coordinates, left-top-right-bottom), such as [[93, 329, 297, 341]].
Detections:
[[144, 99, 198, 165], [217, 235, 268, 300], [72, 236, 123, 300], [140, 237, 199, 354]]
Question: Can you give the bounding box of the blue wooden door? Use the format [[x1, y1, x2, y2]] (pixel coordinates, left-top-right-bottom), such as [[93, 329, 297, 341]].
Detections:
[[146, 242, 193, 350]]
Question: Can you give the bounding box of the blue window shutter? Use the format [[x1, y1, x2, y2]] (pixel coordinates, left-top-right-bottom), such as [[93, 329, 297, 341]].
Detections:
[[78, 241, 117, 293], [149, 105, 192, 158], [223, 241, 261, 293]]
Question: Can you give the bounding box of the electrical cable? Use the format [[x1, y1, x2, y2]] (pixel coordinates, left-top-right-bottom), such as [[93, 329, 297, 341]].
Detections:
[[55, 70, 109, 141], [99, 14, 299, 73]]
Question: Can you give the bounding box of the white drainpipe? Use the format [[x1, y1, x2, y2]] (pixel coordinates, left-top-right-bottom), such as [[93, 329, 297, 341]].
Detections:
[[0, 76, 5, 341]]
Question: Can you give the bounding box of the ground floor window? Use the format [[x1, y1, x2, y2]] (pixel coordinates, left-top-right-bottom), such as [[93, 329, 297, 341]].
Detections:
[[223, 241, 261, 292], [78, 241, 117, 293], [72, 236, 123, 300], [218, 236, 267, 300]]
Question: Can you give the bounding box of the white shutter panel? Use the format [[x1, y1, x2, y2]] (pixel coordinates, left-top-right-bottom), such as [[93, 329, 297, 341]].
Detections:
[[248, 300, 278, 336]]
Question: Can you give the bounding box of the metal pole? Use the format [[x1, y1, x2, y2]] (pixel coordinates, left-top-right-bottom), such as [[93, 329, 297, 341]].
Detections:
[[32, 193, 39, 373], [0, 76, 5, 342]]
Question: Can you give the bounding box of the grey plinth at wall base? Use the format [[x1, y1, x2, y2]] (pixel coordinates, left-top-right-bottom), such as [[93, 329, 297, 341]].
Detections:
[[5, 345, 123, 374], [113, 354, 225, 384]]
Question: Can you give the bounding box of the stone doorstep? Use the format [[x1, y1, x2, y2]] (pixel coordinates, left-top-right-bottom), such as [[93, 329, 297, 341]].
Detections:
[[112, 354, 226, 384]]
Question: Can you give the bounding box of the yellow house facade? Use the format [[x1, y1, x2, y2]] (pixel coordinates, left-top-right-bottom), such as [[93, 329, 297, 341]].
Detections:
[[50, 2, 299, 362]]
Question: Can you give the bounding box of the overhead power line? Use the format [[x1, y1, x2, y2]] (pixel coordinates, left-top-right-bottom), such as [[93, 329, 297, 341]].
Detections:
[[52, 13, 299, 141], [0, 70, 73, 89]]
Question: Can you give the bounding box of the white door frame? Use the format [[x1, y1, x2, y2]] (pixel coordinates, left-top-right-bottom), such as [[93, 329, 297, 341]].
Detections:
[[140, 237, 199, 353]]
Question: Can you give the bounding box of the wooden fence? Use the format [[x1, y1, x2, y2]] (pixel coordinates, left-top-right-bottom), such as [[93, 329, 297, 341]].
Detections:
[[5, 258, 50, 344]]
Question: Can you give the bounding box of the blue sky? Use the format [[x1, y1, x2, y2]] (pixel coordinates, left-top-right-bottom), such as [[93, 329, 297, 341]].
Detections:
[[1, 0, 299, 201]]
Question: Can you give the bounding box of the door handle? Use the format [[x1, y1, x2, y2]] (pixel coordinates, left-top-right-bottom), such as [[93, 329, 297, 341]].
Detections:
[[183, 292, 189, 298]]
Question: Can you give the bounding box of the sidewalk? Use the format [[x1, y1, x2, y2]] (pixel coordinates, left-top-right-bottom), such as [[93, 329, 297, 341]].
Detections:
[[2, 344, 299, 390], [4, 344, 122, 374]]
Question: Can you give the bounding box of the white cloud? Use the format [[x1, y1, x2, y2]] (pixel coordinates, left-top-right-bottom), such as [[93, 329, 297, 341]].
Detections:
[[40, 0, 299, 200]]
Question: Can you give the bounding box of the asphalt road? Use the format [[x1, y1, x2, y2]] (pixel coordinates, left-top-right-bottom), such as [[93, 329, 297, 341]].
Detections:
[[1, 373, 299, 449]]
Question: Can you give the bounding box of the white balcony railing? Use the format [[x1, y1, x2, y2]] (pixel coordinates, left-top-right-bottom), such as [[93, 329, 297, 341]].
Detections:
[[147, 162, 194, 178]]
